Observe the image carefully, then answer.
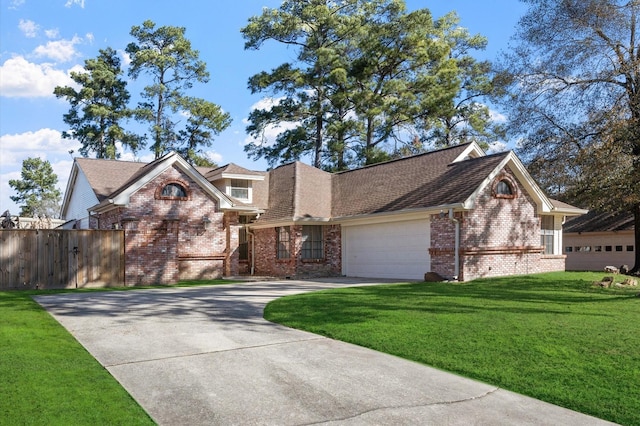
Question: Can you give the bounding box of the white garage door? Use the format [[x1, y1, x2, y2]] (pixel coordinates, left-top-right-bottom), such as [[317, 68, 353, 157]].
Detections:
[[342, 218, 430, 280]]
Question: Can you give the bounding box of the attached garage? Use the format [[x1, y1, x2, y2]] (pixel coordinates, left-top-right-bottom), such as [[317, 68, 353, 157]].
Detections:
[[341, 217, 431, 280]]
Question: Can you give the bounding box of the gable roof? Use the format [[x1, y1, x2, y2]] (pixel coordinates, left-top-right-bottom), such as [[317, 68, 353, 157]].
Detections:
[[87, 152, 246, 213], [549, 199, 588, 216], [204, 163, 266, 182], [332, 144, 504, 217], [73, 157, 146, 202], [564, 210, 634, 233], [255, 142, 585, 224], [64, 144, 586, 224]]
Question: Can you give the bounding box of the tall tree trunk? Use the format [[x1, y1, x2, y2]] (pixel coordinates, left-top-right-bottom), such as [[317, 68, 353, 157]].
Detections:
[[314, 112, 322, 168], [365, 116, 374, 165], [155, 90, 164, 159]]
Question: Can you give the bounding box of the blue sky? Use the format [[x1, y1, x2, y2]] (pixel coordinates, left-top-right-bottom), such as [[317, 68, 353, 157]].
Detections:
[[0, 0, 527, 216]]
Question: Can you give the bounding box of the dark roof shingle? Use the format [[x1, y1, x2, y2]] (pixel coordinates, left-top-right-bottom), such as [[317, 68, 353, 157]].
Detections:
[[564, 210, 634, 233], [332, 145, 508, 217], [75, 158, 146, 201]]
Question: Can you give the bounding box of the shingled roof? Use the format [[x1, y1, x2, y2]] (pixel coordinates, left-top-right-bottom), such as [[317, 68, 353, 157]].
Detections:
[[74, 157, 146, 202], [564, 210, 634, 233], [204, 163, 265, 181], [67, 143, 582, 224], [252, 143, 531, 223], [257, 161, 332, 222], [332, 144, 507, 217]]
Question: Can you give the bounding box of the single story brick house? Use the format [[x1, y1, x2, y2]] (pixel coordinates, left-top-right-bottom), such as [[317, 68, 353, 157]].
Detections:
[[60, 142, 586, 285], [563, 210, 635, 271]]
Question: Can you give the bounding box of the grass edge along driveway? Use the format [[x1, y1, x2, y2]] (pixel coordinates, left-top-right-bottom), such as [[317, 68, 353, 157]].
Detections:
[[0, 280, 233, 425], [264, 272, 640, 426]]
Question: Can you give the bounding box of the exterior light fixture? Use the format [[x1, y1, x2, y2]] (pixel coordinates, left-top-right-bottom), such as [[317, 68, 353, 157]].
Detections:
[[202, 215, 211, 229]]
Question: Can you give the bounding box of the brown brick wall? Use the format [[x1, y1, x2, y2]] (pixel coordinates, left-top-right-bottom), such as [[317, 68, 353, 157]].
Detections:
[[429, 167, 565, 281], [97, 166, 236, 285], [252, 224, 341, 278], [429, 214, 458, 279]]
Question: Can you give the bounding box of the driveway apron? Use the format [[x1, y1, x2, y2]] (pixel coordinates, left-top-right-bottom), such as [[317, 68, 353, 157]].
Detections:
[[34, 279, 614, 426]]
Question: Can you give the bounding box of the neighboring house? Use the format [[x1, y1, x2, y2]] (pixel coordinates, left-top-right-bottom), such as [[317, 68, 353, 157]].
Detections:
[[563, 210, 635, 271], [0, 211, 65, 229], [60, 142, 586, 285]]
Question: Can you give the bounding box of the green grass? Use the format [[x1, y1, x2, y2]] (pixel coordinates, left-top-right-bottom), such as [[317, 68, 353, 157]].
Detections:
[[0, 278, 233, 425], [264, 272, 640, 425]]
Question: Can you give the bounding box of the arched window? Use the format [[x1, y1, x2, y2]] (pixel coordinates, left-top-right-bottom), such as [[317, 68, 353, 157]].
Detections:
[[493, 176, 516, 199], [496, 180, 513, 196], [162, 183, 187, 197], [157, 182, 189, 200]]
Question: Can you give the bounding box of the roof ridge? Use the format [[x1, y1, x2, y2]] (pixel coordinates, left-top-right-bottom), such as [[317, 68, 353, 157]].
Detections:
[[335, 143, 473, 175], [449, 150, 510, 165], [76, 156, 145, 165]]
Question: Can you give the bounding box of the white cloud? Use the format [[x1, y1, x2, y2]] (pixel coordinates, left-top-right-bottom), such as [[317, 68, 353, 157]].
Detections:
[[65, 0, 85, 8], [249, 97, 282, 112], [489, 109, 507, 123], [85, 32, 94, 44], [33, 35, 82, 63], [18, 19, 39, 38], [0, 169, 21, 215], [116, 142, 155, 163], [0, 56, 78, 98], [45, 28, 60, 39], [243, 97, 300, 147], [487, 141, 508, 154], [0, 129, 80, 166], [243, 120, 298, 148], [119, 49, 132, 67], [203, 150, 224, 164], [8, 0, 25, 10], [0, 129, 81, 215]]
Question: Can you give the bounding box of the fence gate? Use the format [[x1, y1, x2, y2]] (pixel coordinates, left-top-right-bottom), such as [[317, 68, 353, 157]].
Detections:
[[0, 229, 124, 290]]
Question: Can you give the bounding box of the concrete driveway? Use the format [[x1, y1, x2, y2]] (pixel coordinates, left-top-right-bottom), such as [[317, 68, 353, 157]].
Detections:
[[34, 279, 614, 425]]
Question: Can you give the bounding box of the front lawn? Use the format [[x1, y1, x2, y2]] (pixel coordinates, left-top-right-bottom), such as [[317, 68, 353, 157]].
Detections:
[[0, 279, 232, 425], [264, 272, 640, 425]]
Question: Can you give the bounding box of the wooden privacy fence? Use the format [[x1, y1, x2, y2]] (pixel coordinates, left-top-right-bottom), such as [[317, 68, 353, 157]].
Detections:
[[0, 229, 124, 290]]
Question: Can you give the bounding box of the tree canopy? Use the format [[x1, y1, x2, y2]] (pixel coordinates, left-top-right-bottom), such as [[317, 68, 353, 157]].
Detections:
[[54, 47, 142, 159], [9, 157, 61, 218], [498, 0, 640, 272], [242, 0, 498, 171], [126, 20, 231, 164]]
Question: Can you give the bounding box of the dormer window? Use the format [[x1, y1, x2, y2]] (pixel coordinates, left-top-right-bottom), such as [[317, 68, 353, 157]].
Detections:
[[230, 179, 249, 199]]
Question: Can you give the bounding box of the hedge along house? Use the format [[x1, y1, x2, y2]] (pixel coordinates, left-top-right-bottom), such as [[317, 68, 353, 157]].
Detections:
[[60, 142, 586, 285]]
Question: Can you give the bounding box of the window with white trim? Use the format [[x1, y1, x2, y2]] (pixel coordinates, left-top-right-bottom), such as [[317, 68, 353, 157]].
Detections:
[[540, 216, 554, 254], [230, 179, 249, 199]]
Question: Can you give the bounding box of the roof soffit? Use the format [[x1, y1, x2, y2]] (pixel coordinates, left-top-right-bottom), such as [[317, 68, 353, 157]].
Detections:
[[205, 163, 266, 182], [452, 141, 486, 163], [60, 162, 80, 217]]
